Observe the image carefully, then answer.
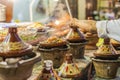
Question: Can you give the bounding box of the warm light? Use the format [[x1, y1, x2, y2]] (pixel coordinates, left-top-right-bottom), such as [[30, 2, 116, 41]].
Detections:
[[55, 20, 60, 25], [8, 0, 15, 2], [54, 0, 59, 2], [86, 3, 92, 10]]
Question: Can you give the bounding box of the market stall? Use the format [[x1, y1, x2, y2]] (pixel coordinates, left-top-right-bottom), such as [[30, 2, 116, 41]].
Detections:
[[0, 0, 120, 80]]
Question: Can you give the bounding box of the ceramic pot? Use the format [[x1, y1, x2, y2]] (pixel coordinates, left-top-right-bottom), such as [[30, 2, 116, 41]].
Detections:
[[0, 52, 41, 80], [58, 54, 80, 78], [39, 60, 61, 80], [38, 46, 69, 68], [68, 41, 87, 59], [92, 58, 120, 79]]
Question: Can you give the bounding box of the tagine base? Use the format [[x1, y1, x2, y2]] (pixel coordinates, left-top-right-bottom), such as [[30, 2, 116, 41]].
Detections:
[[38, 45, 69, 68], [92, 75, 120, 80], [0, 52, 41, 80], [68, 41, 88, 59]]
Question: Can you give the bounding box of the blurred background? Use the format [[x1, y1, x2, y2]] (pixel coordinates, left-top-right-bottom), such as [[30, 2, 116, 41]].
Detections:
[[0, 0, 120, 22]]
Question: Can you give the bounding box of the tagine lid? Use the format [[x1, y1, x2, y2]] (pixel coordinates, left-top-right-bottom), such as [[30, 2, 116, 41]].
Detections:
[[0, 27, 33, 58], [94, 38, 120, 59], [39, 60, 60, 80], [58, 54, 80, 78], [66, 18, 86, 43]]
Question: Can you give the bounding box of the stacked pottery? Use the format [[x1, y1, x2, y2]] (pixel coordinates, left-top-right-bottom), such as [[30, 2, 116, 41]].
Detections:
[[39, 60, 61, 80], [58, 54, 80, 78], [66, 19, 87, 59], [92, 38, 120, 79], [85, 17, 98, 50], [0, 27, 41, 80], [37, 36, 69, 68]]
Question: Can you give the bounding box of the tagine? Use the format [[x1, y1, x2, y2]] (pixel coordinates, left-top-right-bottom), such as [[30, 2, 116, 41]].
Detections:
[[38, 36, 68, 68], [0, 26, 41, 80], [28, 22, 46, 32], [66, 18, 87, 43], [66, 18, 87, 59], [39, 36, 67, 49], [94, 38, 120, 60], [39, 60, 61, 80], [0, 27, 33, 58], [58, 54, 80, 78]]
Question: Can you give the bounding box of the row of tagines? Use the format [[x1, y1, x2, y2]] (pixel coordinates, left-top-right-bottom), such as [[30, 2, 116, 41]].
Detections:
[[0, 20, 120, 49]]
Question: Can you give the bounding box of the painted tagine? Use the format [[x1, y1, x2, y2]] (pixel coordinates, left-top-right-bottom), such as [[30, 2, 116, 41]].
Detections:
[[58, 54, 80, 78], [39, 60, 61, 80]]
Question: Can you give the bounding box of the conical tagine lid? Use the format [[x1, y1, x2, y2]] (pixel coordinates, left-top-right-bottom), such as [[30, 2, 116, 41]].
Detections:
[[39, 60, 60, 80], [0, 27, 32, 58], [66, 18, 86, 43], [94, 38, 120, 59], [58, 54, 80, 78]]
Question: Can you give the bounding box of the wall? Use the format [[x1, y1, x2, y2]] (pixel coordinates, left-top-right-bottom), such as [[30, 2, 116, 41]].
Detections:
[[78, 0, 86, 20]]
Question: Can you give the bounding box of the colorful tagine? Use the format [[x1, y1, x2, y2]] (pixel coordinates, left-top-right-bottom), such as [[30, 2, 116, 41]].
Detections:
[[58, 54, 80, 78], [39, 60, 61, 80], [66, 19, 87, 43], [0, 27, 33, 58], [39, 36, 67, 49], [94, 38, 120, 60]]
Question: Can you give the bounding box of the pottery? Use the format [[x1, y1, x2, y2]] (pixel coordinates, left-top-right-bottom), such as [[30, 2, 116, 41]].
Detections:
[[0, 52, 41, 80], [68, 41, 87, 59], [39, 60, 61, 80], [94, 38, 120, 60], [85, 32, 98, 50], [66, 19, 87, 59], [92, 58, 120, 79], [38, 45, 69, 68], [0, 27, 33, 58], [58, 54, 80, 78]]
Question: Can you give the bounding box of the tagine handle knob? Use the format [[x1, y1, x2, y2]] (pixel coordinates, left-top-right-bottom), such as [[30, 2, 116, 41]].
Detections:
[[65, 54, 73, 63], [104, 38, 110, 45]]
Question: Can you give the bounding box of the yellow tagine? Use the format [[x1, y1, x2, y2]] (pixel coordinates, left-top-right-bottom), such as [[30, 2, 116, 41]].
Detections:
[[58, 54, 80, 78]]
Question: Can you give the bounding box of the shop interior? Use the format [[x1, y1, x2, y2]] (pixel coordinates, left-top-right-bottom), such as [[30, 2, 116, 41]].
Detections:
[[0, 0, 120, 80]]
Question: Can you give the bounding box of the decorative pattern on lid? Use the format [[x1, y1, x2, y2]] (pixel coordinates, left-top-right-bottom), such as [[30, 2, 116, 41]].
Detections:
[[94, 38, 120, 59], [0, 27, 33, 58], [58, 54, 80, 78], [39, 60, 61, 80]]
